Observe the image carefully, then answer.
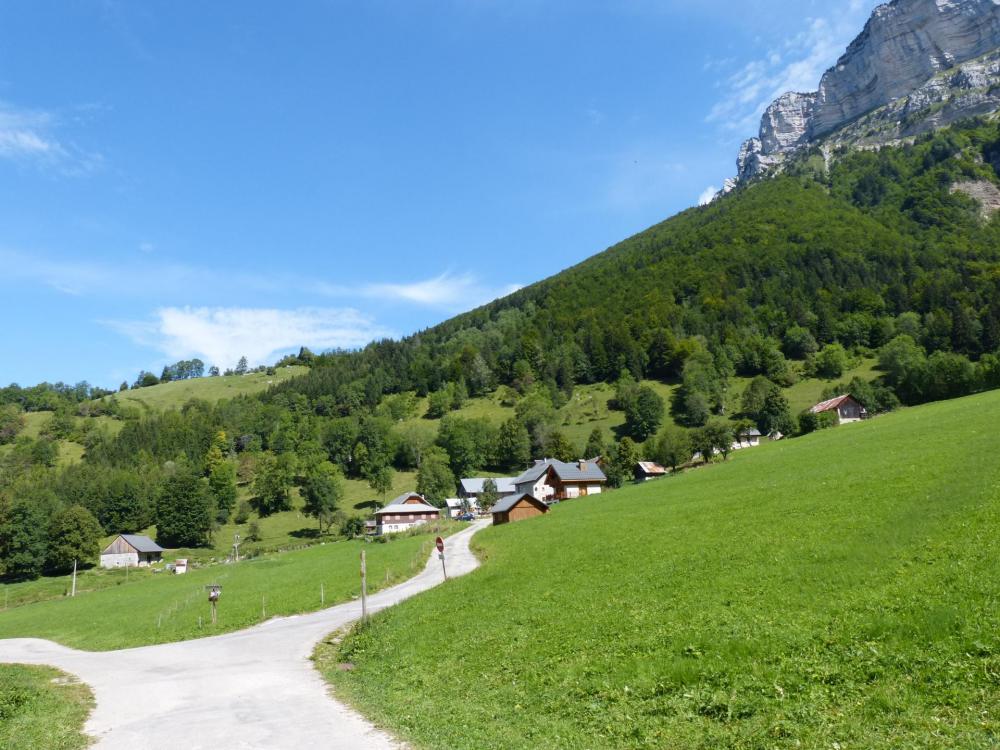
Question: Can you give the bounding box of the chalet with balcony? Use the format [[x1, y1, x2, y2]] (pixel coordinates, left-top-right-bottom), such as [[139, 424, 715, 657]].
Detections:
[[513, 458, 607, 503]]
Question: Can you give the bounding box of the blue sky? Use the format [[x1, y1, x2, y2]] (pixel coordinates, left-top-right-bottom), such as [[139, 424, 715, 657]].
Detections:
[[0, 0, 882, 388]]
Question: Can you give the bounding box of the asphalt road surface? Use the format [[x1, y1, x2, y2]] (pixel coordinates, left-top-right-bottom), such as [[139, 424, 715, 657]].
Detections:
[[0, 519, 489, 749]]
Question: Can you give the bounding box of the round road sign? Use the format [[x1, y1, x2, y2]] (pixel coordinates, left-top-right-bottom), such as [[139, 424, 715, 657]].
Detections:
[[435, 536, 444, 553]]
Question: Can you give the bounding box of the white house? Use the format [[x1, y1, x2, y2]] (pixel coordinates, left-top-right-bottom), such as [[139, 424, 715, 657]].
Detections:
[[512, 459, 607, 502], [731, 427, 762, 450], [444, 498, 465, 518], [373, 493, 441, 535], [100, 534, 164, 569]]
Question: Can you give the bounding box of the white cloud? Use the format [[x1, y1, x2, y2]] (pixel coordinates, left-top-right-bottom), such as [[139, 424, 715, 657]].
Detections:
[[698, 186, 718, 206], [362, 271, 521, 310], [0, 101, 102, 173], [706, 2, 881, 135], [110, 306, 393, 369]]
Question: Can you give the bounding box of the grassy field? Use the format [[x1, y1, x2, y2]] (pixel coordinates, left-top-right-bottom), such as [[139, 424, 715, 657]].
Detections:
[[0, 664, 93, 750], [107, 366, 309, 411], [320, 390, 1000, 749], [0, 521, 459, 651]]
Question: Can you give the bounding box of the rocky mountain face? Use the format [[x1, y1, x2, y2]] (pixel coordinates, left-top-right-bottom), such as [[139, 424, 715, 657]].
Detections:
[[735, 0, 1000, 184]]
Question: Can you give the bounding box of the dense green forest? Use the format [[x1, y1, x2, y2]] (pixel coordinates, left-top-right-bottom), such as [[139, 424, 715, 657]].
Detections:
[[4, 118, 1000, 581]]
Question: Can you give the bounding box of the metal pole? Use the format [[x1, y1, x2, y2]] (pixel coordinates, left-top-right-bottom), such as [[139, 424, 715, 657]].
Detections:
[[211, 600, 217, 625], [360, 551, 368, 622], [71, 559, 77, 597], [320, 583, 324, 606], [262, 594, 266, 619], [440, 552, 448, 581]]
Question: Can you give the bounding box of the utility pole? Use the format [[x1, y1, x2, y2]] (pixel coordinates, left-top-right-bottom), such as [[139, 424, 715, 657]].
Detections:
[[71, 559, 77, 598], [360, 550, 368, 622]]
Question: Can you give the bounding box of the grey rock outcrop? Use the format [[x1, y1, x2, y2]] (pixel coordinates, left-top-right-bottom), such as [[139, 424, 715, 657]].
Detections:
[[735, 0, 1000, 183]]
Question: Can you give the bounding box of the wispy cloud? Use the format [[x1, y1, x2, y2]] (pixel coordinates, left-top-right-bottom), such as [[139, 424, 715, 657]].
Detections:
[[697, 186, 718, 206], [706, 1, 880, 135], [0, 101, 102, 173], [1, 249, 521, 313], [108, 306, 393, 369], [361, 271, 522, 310]]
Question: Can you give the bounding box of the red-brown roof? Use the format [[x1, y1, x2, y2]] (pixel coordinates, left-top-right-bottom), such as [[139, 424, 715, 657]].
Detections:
[[810, 394, 858, 414]]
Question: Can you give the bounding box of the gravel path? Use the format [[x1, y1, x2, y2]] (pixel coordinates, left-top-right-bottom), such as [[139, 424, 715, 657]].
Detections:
[[0, 520, 489, 750]]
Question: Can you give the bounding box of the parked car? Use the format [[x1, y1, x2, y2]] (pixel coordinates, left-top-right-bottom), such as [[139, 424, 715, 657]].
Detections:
[[458, 512, 475, 521]]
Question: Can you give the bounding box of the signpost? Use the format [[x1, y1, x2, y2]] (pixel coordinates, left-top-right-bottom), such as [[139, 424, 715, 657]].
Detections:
[[232, 533, 241, 562], [360, 550, 368, 622], [436, 536, 447, 581], [205, 584, 222, 625]]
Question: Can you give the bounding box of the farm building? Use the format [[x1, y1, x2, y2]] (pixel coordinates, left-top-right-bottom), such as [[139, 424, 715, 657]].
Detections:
[[489, 493, 549, 526], [810, 394, 866, 424], [374, 493, 441, 535], [444, 498, 464, 518], [459, 477, 516, 508], [732, 428, 762, 450], [100, 534, 164, 569], [513, 458, 607, 502], [635, 461, 667, 481]]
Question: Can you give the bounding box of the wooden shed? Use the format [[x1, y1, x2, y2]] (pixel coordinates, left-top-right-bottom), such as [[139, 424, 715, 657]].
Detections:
[[100, 534, 164, 569], [489, 493, 549, 526]]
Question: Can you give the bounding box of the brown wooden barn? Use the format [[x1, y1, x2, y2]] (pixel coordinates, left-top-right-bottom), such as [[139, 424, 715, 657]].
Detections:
[[489, 493, 549, 526]]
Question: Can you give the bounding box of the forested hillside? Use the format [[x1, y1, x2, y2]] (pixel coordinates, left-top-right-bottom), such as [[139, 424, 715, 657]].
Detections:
[[4, 118, 1000, 582]]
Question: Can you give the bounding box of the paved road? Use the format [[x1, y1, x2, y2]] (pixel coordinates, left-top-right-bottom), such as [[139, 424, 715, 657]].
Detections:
[[0, 520, 489, 750]]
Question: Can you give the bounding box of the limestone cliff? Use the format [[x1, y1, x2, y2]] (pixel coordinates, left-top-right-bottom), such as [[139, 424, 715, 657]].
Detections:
[[734, 0, 1000, 184]]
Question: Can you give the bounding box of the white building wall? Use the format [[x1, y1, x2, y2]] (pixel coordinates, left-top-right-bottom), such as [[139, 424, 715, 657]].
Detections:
[[378, 519, 430, 535], [100, 552, 138, 569], [587, 484, 602, 495]]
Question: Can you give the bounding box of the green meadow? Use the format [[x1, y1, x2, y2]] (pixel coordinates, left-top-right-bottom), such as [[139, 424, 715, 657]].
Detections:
[[320, 390, 1000, 749], [0, 665, 93, 750], [108, 366, 309, 411], [0, 522, 456, 651]]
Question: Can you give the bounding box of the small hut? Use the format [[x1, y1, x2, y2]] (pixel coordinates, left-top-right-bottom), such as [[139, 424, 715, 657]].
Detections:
[[100, 534, 164, 569], [489, 493, 549, 526]]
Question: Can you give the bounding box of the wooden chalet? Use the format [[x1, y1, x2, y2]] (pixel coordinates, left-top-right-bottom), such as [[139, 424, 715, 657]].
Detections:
[[635, 461, 667, 481], [100, 534, 164, 569], [810, 394, 866, 424], [512, 459, 607, 502], [489, 493, 549, 526]]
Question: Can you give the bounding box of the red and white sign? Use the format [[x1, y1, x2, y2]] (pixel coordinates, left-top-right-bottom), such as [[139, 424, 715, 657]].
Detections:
[[435, 536, 444, 553]]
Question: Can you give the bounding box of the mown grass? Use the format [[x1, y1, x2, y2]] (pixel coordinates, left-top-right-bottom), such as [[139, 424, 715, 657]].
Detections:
[[0, 664, 93, 750], [320, 390, 1000, 749], [0, 522, 458, 651], [106, 366, 309, 411]]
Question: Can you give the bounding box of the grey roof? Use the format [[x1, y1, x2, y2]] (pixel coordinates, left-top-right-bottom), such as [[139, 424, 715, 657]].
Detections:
[[119, 534, 164, 553], [489, 493, 548, 514], [740, 428, 762, 437], [512, 458, 606, 485], [387, 492, 426, 506], [444, 498, 463, 508], [459, 477, 516, 495], [375, 501, 440, 515]]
